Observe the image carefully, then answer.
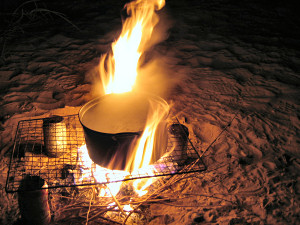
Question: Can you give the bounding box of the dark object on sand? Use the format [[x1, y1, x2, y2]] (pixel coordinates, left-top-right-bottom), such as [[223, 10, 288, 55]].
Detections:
[[18, 175, 51, 225]]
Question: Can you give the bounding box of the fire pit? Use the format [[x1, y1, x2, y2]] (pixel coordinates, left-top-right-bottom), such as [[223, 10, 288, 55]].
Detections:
[[79, 92, 169, 171]]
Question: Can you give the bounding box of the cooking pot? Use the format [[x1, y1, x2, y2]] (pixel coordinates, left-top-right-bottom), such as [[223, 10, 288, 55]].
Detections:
[[79, 92, 169, 171]]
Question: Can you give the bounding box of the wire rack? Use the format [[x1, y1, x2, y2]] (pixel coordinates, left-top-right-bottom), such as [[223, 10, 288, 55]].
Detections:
[[5, 114, 206, 193]]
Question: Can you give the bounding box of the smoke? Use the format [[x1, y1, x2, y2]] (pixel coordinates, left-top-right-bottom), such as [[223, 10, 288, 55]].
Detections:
[[134, 9, 185, 100]]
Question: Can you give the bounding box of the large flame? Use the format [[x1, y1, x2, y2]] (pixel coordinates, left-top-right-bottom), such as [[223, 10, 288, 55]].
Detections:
[[99, 0, 165, 94], [89, 0, 168, 198]]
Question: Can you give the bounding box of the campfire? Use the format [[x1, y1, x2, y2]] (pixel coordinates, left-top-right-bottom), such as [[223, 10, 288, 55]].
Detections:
[[5, 0, 206, 223], [79, 0, 170, 195]]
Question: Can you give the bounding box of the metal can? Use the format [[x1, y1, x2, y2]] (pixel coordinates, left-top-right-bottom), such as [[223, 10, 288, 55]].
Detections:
[[18, 175, 51, 225], [168, 123, 189, 163], [43, 116, 67, 157]]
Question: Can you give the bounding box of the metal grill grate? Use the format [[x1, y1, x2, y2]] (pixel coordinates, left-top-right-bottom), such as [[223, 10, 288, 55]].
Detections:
[[5, 115, 206, 193]]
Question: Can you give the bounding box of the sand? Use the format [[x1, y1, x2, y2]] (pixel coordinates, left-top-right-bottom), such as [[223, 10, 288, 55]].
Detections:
[[0, 0, 299, 224]]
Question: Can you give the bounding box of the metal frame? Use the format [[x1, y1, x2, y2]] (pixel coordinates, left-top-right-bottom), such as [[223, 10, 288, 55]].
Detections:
[[6, 114, 206, 193]]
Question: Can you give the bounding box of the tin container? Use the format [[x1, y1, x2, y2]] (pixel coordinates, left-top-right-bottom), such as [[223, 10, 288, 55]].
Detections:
[[18, 175, 51, 225], [43, 116, 67, 157]]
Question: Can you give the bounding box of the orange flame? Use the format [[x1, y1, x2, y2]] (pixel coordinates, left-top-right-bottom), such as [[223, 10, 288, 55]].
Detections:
[[99, 0, 165, 94], [125, 96, 169, 172], [77, 145, 129, 196]]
